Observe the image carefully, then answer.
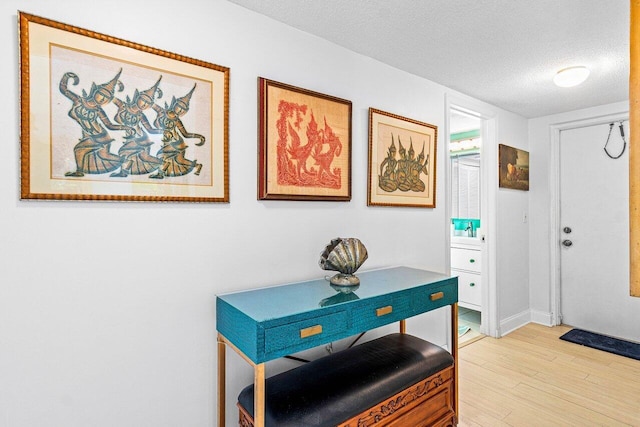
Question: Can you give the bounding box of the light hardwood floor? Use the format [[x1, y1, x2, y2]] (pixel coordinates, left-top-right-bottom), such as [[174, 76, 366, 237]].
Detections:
[[457, 323, 640, 426]]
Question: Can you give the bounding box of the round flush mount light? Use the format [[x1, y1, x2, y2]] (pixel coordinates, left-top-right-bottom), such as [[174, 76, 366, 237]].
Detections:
[[553, 66, 590, 87]]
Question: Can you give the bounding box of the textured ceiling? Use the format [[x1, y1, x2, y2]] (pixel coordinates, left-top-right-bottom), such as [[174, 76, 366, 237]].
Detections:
[[226, 0, 629, 118]]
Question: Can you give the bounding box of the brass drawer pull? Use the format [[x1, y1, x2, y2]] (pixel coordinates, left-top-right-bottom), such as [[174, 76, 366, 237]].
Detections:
[[300, 325, 323, 338], [376, 306, 393, 317], [430, 291, 444, 301]]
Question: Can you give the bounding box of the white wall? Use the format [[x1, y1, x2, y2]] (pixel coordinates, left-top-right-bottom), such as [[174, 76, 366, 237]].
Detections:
[[528, 101, 629, 325], [495, 115, 531, 335], [0, 1, 529, 426]]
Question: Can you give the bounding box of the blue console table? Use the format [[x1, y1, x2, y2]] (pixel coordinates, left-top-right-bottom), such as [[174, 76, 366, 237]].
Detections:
[[216, 266, 459, 426]]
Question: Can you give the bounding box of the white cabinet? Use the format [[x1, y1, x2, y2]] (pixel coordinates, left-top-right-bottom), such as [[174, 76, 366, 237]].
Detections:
[[451, 244, 481, 310], [451, 247, 481, 273]]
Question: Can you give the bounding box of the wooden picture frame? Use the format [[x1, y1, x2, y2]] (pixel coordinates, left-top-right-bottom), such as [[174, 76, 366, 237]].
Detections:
[[19, 12, 229, 202], [258, 78, 352, 201], [630, 0, 639, 297], [368, 108, 437, 208], [498, 144, 529, 191]]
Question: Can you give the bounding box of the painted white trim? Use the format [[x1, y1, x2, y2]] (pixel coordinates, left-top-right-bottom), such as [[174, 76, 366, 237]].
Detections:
[[530, 309, 554, 327], [500, 310, 553, 337], [549, 111, 629, 326], [499, 310, 531, 336], [483, 117, 499, 338], [445, 93, 499, 338]]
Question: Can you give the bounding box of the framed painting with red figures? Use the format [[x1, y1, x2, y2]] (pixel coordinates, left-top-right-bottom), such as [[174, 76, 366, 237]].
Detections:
[[19, 12, 229, 202], [258, 78, 352, 201], [368, 108, 438, 208]]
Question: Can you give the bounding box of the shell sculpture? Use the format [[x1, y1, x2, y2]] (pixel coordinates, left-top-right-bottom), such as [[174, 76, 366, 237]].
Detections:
[[319, 237, 368, 286]]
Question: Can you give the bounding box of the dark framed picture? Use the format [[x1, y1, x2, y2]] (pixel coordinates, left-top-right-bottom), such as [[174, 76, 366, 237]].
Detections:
[[498, 144, 529, 191], [258, 78, 352, 201], [368, 108, 438, 207], [19, 12, 229, 202]]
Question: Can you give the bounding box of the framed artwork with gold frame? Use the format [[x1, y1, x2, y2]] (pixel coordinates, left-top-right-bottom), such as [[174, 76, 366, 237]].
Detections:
[[19, 12, 229, 202], [258, 78, 352, 201], [368, 108, 438, 208]]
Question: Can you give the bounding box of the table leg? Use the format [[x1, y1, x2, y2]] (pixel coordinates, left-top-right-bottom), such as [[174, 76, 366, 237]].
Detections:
[[399, 319, 406, 334], [451, 303, 459, 421], [217, 335, 226, 427], [254, 363, 265, 427]]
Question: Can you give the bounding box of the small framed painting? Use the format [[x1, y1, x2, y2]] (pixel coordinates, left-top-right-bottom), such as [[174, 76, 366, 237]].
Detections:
[[498, 144, 529, 191], [19, 12, 229, 202], [368, 108, 438, 208], [258, 78, 352, 201]]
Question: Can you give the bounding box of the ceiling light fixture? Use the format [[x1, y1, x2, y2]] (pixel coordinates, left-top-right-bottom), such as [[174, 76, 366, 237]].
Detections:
[[553, 66, 590, 87]]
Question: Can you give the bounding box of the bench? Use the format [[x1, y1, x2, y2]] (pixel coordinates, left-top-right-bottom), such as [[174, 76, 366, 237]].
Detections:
[[237, 333, 456, 427]]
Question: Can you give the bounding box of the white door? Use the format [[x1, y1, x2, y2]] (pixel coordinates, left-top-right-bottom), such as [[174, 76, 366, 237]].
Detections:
[[559, 122, 630, 337]]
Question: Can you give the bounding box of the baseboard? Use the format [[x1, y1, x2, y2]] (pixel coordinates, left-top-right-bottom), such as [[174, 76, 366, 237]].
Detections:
[[530, 309, 554, 327], [499, 309, 531, 337]]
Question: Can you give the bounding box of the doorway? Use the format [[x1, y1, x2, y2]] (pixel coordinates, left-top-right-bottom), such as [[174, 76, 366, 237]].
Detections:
[[446, 95, 498, 340], [556, 118, 640, 342], [449, 108, 484, 344]]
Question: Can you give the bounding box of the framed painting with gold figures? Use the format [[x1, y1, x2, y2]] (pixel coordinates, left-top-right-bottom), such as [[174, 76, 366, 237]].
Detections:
[[19, 12, 229, 202], [368, 108, 437, 208], [258, 78, 352, 201]]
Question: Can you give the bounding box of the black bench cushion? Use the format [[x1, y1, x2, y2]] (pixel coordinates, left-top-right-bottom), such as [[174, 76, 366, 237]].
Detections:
[[237, 333, 454, 427]]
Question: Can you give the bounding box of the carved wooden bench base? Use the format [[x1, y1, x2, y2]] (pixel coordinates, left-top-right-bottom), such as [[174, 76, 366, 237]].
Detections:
[[238, 365, 456, 427], [237, 333, 456, 427]]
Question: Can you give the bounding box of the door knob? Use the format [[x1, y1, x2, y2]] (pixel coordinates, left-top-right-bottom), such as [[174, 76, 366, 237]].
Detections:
[[562, 239, 573, 247]]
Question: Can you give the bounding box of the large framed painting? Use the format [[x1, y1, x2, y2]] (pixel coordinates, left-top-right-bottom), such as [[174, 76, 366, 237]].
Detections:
[[19, 12, 229, 202], [498, 144, 529, 191], [368, 108, 438, 208], [258, 78, 352, 201]]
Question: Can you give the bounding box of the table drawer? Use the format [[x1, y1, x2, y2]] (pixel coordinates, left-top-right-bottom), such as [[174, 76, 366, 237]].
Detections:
[[411, 281, 458, 314], [451, 247, 481, 272], [264, 311, 348, 356], [354, 295, 410, 331]]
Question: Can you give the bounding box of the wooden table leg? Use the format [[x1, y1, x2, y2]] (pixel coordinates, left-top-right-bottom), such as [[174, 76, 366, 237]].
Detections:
[[451, 303, 459, 422], [399, 319, 406, 334], [254, 363, 265, 427], [217, 335, 226, 427]]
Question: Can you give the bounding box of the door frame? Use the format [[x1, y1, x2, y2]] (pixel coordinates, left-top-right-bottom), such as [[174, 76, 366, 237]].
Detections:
[[549, 111, 629, 325], [445, 94, 499, 337]]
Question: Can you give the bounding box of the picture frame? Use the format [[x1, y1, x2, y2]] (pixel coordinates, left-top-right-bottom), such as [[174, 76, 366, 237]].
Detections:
[[631, 4, 640, 297], [258, 78, 352, 201], [498, 144, 529, 191], [368, 108, 438, 208], [19, 12, 229, 202]]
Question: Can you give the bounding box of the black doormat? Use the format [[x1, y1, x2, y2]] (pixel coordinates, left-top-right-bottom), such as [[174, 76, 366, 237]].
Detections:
[[559, 329, 640, 361]]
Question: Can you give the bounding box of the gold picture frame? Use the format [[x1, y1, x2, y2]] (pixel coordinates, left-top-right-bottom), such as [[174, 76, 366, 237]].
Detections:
[[19, 12, 229, 202], [368, 108, 438, 208], [258, 78, 352, 201]]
